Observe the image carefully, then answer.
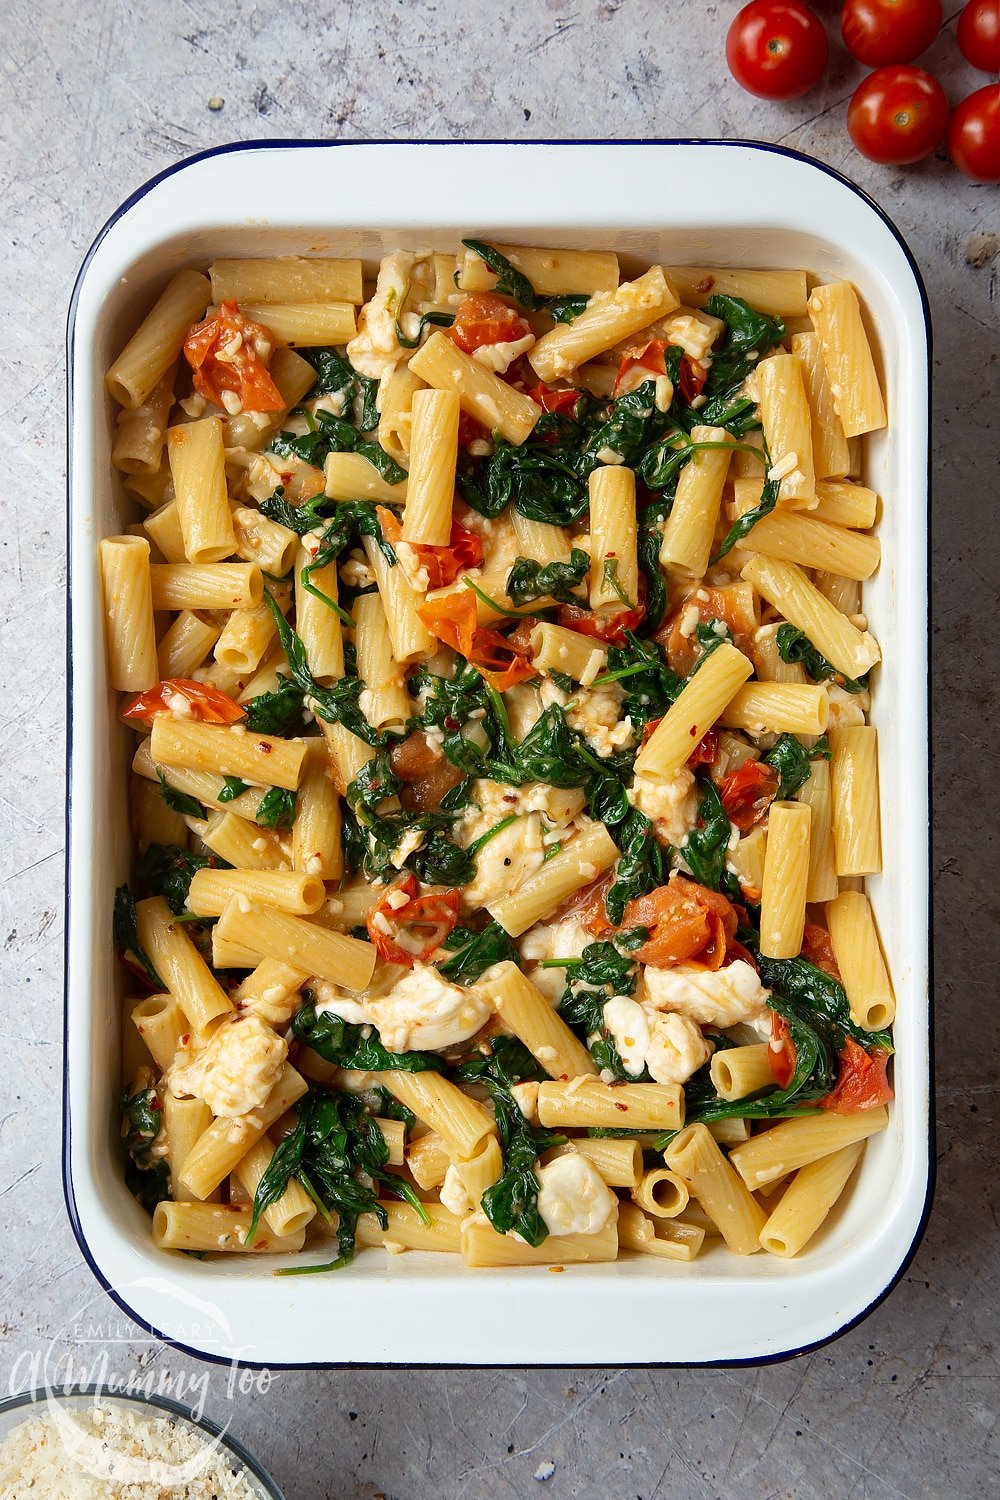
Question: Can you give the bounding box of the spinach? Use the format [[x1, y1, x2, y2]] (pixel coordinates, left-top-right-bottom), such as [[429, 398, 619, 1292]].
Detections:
[[138, 843, 218, 916], [551, 942, 642, 1078], [697, 295, 786, 429], [681, 777, 733, 892], [218, 775, 250, 803], [258, 489, 329, 536], [598, 632, 683, 731], [255, 787, 297, 829], [411, 830, 476, 888], [113, 884, 164, 989], [287, 347, 381, 435], [713, 474, 779, 563], [460, 242, 592, 324], [122, 1086, 170, 1213], [293, 998, 444, 1073], [243, 678, 306, 738], [264, 594, 387, 747], [410, 659, 514, 778], [461, 239, 540, 308], [257, 1088, 428, 1271], [751, 946, 893, 1052], [545, 294, 590, 323], [395, 310, 455, 350], [637, 493, 671, 634], [506, 548, 589, 608], [439, 920, 519, 982], [344, 752, 472, 885], [156, 769, 202, 819], [604, 808, 665, 927], [462, 438, 588, 525], [451, 1037, 565, 1246], [272, 409, 406, 486], [762, 734, 814, 801], [777, 624, 870, 694], [502, 705, 599, 790]]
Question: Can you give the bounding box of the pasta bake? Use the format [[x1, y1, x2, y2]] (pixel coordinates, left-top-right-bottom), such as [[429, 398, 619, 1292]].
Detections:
[[102, 240, 894, 1271]]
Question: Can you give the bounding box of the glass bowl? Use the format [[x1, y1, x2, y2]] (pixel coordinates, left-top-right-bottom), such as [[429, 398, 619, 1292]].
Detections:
[[0, 1385, 284, 1497]]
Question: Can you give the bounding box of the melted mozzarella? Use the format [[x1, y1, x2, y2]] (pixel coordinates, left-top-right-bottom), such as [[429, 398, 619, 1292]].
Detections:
[[566, 685, 635, 759], [642, 959, 771, 1028], [644, 1009, 713, 1085], [520, 914, 591, 1002], [601, 995, 650, 1078], [440, 1164, 473, 1217], [471, 331, 536, 374], [367, 963, 491, 1053], [827, 684, 870, 729], [628, 767, 699, 846], [536, 1153, 617, 1237], [346, 251, 416, 380], [169, 1015, 287, 1119]]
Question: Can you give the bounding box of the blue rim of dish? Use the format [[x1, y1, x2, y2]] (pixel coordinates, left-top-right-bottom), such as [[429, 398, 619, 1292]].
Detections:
[[64, 136, 935, 1372], [0, 1384, 285, 1496]]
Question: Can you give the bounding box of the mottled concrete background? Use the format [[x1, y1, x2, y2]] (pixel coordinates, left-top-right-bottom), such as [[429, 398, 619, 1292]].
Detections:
[[1, 1, 996, 1496]]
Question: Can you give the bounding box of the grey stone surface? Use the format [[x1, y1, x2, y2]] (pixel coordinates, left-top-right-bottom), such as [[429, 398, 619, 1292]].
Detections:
[[1, 1, 997, 1496]]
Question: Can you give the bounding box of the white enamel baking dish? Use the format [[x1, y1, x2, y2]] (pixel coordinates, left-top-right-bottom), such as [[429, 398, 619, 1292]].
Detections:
[[66, 141, 932, 1367]]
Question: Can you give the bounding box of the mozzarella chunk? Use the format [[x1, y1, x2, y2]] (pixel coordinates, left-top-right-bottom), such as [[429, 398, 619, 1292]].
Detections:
[[367, 963, 491, 1053], [601, 995, 650, 1078], [346, 251, 416, 381], [471, 331, 536, 374], [629, 767, 699, 846], [520, 914, 591, 1002], [642, 959, 771, 1028], [536, 1152, 618, 1237], [440, 1164, 474, 1217], [826, 684, 870, 729], [566, 685, 635, 759], [644, 1009, 713, 1085], [312, 981, 372, 1027], [457, 779, 586, 909], [169, 1015, 286, 1119]]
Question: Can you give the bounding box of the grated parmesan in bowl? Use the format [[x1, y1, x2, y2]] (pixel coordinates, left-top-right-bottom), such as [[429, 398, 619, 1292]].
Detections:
[[0, 1389, 284, 1499]]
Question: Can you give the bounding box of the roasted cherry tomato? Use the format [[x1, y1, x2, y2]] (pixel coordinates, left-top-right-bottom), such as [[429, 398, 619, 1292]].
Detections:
[[677, 353, 709, 405], [451, 292, 531, 355], [726, 1, 829, 100], [687, 730, 719, 769], [957, 0, 1000, 73], [390, 732, 466, 812], [377, 506, 484, 590], [718, 760, 780, 832], [840, 0, 941, 66], [122, 678, 245, 728], [557, 574, 647, 645], [625, 876, 741, 970], [524, 382, 582, 414], [948, 85, 1000, 183], [847, 65, 949, 164], [366, 874, 461, 966], [613, 339, 671, 398], [417, 592, 536, 690], [822, 1037, 894, 1113], [183, 301, 284, 413], [768, 1012, 797, 1088], [801, 922, 842, 980]]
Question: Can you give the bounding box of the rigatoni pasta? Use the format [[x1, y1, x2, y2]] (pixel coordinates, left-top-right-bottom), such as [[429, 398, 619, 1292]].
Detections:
[[104, 241, 894, 1277]]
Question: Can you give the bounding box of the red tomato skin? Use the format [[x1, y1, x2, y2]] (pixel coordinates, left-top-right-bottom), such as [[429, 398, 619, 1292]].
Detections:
[[958, 1, 1000, 74], [726, 1, 830, 101], [847, 66, 950, 164], [948, 84, 1000, 183], [840, 0, 942, 67]]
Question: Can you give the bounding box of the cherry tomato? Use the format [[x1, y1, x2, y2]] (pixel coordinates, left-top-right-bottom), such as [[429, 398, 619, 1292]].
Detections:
[[183, 301, 284, 413], [687, 730, 719, 769], [718, 760, 780, 832], [677, 354, 709, 405], [822, 1037, 894, 1113], [726, 2, 829, 101], [451, 292, 530, 354], [376, 506, 484, 590], [840, 0, 942, 66], [625, 876, 740, 970], [948, 84, 1000, 183], [768, 1012, 797, 1088], [847, 65, 949, 163], [957, 0, 1000, 74], [366, 874, 460, 966], [524, 382, 582, 415], [613, 339, 670, 398], [122, 678, 245, 728]]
